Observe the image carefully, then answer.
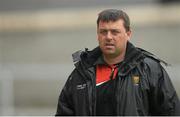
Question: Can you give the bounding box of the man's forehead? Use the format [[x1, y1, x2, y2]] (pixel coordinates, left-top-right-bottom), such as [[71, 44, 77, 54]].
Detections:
[[99, 19, 124, 23], [98, 20, 124, 28]]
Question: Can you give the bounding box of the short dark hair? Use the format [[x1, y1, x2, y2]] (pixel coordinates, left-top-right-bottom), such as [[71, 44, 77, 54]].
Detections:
[[97, 9, 130, 31]]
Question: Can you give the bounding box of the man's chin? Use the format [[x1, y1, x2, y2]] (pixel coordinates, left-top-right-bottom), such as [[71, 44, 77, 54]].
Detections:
[[103, 51, 116, 56], [102, 49, 121, 58]]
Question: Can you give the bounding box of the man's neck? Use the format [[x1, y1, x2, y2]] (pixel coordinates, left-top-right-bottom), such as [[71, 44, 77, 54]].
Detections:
[[103, 51, 125, 65]]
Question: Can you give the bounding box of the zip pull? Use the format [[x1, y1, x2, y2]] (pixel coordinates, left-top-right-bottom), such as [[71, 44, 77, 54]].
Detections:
[[110, 67, 115, 80]]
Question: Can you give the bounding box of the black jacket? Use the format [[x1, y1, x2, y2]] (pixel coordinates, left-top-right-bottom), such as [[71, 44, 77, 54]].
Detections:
[[56, 42, 180, 116]]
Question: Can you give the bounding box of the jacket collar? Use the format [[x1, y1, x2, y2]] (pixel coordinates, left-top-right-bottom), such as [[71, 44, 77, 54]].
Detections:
[[73, 42, 145, 76], [117, 42, 144, 76]]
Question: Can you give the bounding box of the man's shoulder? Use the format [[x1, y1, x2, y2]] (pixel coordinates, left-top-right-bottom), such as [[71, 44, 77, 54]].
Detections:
[[137, 47, 169, 67]]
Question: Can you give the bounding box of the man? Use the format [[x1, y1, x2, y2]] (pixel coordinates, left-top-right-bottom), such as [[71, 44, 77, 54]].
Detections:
[[56, 9, 180, 116]]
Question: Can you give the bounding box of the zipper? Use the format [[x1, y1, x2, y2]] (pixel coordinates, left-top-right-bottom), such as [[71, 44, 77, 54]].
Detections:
[[110, 67, 115, 80], [84, 68, 96, 115]]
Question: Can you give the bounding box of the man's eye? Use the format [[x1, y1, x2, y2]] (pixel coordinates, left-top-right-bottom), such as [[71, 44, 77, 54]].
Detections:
[[111, 30, 120, 35], [100, 30, 107, 35]]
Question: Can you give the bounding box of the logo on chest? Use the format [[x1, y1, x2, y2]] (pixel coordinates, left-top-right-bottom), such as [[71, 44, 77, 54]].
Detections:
[[132, 75, 140, 85], [76, 83, 87, 90]]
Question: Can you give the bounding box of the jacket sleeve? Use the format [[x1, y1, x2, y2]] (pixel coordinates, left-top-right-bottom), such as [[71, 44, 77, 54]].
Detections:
[[147, 61, 180, 115], [55, 73, 74, 116]]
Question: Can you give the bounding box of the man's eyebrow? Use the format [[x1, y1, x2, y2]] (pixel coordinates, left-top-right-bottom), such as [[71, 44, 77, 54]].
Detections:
[[111, 29, 120, 31], [99, 28, 120, 30]]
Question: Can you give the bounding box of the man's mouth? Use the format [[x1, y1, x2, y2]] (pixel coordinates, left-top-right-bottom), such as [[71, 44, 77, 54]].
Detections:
[[104, 43, 114, 48], [105, 43, 114, 46]]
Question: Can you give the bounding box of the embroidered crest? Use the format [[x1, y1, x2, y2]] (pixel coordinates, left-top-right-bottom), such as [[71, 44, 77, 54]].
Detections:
[[133, 76, 140, 85]]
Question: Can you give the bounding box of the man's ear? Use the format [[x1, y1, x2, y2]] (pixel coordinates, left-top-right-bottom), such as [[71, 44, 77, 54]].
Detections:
[[126, 29, 132, 41]]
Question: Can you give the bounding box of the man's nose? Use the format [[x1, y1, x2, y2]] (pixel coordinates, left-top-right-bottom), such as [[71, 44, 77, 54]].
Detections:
[[106, 31, 113, 40]]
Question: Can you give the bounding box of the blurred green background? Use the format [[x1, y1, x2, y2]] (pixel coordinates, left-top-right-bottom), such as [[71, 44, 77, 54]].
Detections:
[[0, 0, 180, 115]]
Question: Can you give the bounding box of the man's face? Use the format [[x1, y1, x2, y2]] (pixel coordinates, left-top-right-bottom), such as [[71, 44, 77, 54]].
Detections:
[[97, 19, 132, 58]]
